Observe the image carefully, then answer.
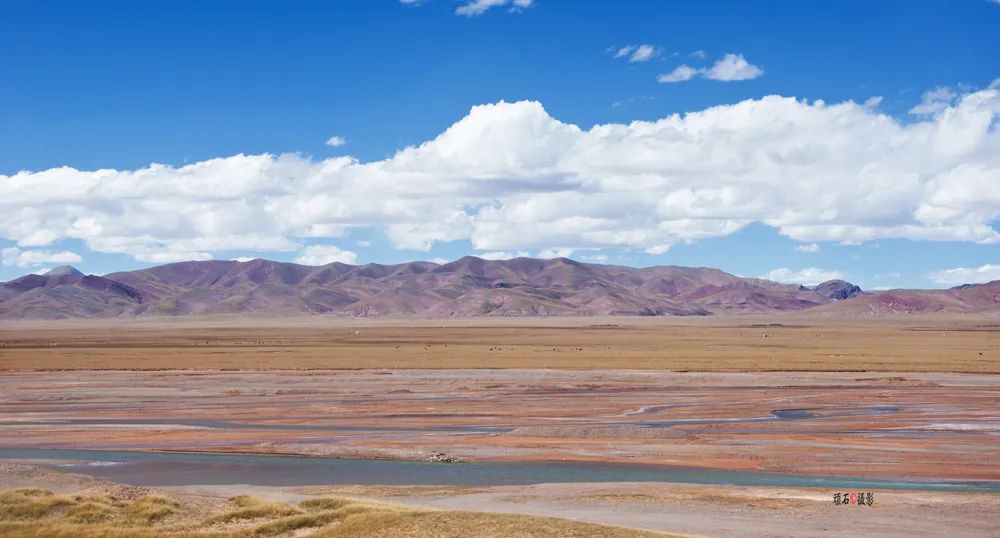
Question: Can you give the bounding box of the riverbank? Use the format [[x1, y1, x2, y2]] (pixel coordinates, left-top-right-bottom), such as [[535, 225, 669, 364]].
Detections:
[[1, 462, 997, 537]]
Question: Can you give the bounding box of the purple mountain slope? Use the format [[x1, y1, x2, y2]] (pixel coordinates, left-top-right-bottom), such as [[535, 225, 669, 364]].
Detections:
[[810, 280, 1000, 316], [0, 271, 143, 319], [0, 257, 995, 319]]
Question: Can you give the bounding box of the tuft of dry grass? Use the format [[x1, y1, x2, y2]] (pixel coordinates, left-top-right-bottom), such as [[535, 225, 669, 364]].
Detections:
[[0, 489, 74, 520], [66, 501, 116, 523], [298, 497, 352, 511], [245, 510, 343, 536], [123, 495, 179, 524], [228, 495, 260, 508], [0, 522, 165, 538], [204, 495, 300, 524], [3, 488, 51, 498]]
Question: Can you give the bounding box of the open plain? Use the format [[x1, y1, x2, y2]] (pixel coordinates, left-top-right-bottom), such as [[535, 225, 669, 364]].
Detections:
[[2, 316, 999, 536], [1, 315, 998, 372]]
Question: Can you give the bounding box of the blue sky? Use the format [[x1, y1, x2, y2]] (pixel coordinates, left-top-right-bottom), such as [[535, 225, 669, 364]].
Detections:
[[1, 0, 998, 289]]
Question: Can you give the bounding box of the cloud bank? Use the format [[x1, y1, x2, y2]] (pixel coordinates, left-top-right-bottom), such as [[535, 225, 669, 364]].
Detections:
[[2, 82, 998, 265], [2, 247, 83, 268], [293, 244, 358, 265], [927, 264, 1000, 285]]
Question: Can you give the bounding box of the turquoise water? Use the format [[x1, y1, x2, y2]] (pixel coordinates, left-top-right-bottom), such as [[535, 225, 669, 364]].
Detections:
[[1, 448, 997, 493]]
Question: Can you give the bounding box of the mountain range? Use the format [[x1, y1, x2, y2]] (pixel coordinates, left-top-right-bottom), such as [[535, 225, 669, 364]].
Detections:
[[0, 257, 997, 319]]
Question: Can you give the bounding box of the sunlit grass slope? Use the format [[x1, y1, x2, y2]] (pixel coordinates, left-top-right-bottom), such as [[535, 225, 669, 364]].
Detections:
[[0, 488, 677, 537]]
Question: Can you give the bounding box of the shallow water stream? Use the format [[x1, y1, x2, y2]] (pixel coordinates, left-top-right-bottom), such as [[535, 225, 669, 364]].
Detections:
[[1, 447, 997, 493]]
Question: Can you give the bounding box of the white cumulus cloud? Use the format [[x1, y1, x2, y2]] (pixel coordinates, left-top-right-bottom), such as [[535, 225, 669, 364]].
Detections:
[[909, 87, 958, 116], [2, 81, 999, 265], [581, 253, 608, 263], [703, 53, 764, 81], [763, 267, 845, 286], [614, 44, 659, 63], [293, 245, 358, 266], [1, 247, 83, 267], [325, 135, 347, 147], [658, 53, 763, 84], [456, 0, 532, 16], [927, 264, 1000, 286], [657, 65, 699, 83], [794, 243, 821, 253], [479, 251, 530, 260], [537, 247, 575, 259], [613, 45, 634, 58], [138, 250, 213, 264]]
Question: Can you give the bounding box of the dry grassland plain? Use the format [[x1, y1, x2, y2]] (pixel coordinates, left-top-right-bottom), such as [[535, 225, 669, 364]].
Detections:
[[1, 315, 997, 372]]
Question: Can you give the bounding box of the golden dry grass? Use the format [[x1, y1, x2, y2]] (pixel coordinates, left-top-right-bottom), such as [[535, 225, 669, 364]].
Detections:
[[1, 316, 997, 372], [124, 495, 180, 524], [204, 495, 300, 524], [310, 509, 673, 538], [0, 488, 676, 537], [0, 488, 183, 537]]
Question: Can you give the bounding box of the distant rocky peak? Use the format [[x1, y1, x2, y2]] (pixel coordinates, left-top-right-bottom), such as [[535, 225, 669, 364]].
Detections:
[[44, 265, 84, 277], [812, 279, 862, 300]]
